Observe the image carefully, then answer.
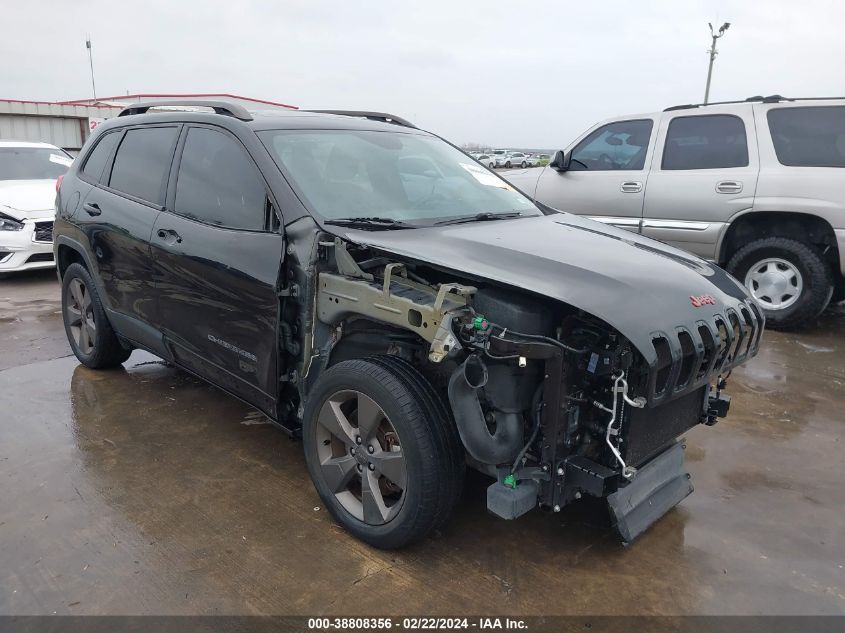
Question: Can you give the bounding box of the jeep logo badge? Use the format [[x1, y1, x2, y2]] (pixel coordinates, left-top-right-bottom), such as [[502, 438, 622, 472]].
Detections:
[[690, 294, 717, 307]]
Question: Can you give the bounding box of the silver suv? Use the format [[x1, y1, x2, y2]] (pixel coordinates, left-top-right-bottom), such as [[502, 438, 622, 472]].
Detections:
[[508, 96, 845, 328]]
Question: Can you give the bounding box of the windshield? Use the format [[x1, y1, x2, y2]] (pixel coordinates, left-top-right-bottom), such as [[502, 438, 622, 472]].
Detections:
[[0, 147, 73, 181], [258, 130, 540, 225]]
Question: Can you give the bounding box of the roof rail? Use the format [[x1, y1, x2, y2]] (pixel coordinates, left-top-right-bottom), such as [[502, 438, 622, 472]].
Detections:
[[663, 95, 791, 112], [304, 110, 416, 129], [118, 100, 253, 121]]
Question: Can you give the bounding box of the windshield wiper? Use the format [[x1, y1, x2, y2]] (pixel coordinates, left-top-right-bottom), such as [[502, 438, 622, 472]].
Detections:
[[434, 211, 524, 226], [324, 217, 414, 230]]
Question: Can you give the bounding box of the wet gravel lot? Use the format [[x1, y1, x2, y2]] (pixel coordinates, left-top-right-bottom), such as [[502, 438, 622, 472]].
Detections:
[[1, 269, 844, 616]]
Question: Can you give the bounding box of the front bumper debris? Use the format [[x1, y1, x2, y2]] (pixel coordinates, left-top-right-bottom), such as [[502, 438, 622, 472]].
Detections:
[[607, 441, 693, 543]]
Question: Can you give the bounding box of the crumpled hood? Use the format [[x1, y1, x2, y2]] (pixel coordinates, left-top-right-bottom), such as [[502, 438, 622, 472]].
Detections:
[[335, 213, 761, 366], [0, 180, 57, 220]]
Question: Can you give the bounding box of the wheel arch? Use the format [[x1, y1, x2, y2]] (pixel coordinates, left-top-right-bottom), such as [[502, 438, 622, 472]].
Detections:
[[718, 211, 840, 270], [56, 236, 94, 279], [55, 236, 117, 316], [325, 317, 425, 368]]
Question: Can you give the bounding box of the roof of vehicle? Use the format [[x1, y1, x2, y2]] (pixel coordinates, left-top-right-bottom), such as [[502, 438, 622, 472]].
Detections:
[[0, 140, 63, 149]]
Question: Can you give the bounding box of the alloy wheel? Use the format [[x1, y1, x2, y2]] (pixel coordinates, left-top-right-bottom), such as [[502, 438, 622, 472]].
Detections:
[[66, 278, 97, 354], [744, 257, 803, 310], [315, 390, 407, 525]]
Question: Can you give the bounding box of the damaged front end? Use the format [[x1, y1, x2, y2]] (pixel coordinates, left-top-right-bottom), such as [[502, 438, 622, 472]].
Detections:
[[309, 234, 764, 543]]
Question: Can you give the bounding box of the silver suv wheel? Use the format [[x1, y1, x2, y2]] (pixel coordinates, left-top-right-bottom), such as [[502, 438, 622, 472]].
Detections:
[[744, 257, 803, 311]]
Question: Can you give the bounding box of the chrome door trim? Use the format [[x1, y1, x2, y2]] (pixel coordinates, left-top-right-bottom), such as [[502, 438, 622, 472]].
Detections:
[[586, 216, 642, 228], [641, 219, 713, 231]]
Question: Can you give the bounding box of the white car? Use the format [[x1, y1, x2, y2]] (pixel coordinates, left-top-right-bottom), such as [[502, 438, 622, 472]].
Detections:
[[474, 153, 495, 168], [0, 141, 73, 273], [501, 152, 532, 168], [489, 149, 509, 167]]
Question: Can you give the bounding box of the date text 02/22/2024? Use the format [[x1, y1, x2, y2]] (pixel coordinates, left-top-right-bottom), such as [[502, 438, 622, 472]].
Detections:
[[307, 617, 528, 630]]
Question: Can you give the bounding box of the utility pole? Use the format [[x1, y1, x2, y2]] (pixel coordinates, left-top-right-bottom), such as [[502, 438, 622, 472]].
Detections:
[[86, 36, 97, 101], [704, 21, 730, 104]]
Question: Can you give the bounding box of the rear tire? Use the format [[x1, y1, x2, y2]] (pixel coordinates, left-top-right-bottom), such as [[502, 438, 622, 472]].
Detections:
[[61, 263, 131, 368], [303, 358, 464, 549], [727, 237, 833, 329]]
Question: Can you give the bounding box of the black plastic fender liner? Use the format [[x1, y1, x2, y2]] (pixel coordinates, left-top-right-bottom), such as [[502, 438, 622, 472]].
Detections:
[[447, 355, 524, 465], [607, 441, 693, 543]]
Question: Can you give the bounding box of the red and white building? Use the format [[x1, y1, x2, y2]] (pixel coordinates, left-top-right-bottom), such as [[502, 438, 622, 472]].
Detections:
[[0, 93, 298, 154]]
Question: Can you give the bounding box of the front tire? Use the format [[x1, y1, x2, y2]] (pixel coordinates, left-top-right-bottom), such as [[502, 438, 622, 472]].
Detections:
[[727, 237, 833, 329], [303, 358, 464, 549], [61, 263, 131, 368]]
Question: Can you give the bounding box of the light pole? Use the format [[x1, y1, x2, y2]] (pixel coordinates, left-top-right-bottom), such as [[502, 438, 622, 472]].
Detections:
[[86, 36, 97, 101], [703, 21, 730, 104]]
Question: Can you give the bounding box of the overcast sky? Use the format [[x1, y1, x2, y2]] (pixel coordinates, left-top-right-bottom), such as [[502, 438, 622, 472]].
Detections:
[[4, 0, 844, 147]]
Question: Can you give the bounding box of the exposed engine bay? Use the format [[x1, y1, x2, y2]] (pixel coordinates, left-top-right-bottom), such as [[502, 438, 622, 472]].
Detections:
[[281, 225, 763, 543]]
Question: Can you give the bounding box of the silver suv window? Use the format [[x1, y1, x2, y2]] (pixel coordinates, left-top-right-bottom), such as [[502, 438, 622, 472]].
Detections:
[[662, 114, 748, 170], [569, 119, 653, 171], [768, 106, 845, 167]]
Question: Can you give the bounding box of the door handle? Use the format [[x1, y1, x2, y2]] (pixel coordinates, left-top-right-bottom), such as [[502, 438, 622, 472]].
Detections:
[[83, 202, 102, 216], [620, 181, 643, 193], [716, 181, 743, 194], [156, 228, 183, 244]]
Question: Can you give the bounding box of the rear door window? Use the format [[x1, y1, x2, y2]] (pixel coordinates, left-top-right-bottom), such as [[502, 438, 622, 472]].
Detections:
[[662, 115, 748, 170], [570, 119, 653, 171], [82, 131, 121, 182], [173, 127, 267, 231], [108, 127, 179, 205], [767, 106, 845, 167]]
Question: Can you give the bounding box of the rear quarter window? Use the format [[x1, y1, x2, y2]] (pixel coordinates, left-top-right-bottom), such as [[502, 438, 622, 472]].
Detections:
[[81, 131, 121, 182], [767, 106, 845, 167], [108, 127, 179, 205]]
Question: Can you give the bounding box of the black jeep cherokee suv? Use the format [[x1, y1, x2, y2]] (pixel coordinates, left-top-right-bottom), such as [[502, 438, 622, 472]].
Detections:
[[54, 100, 763, 548]]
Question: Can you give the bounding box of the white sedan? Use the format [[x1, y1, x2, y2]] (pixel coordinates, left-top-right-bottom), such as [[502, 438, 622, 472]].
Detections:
[[0, 141, 73, 273], [475, 153, 496, 168]]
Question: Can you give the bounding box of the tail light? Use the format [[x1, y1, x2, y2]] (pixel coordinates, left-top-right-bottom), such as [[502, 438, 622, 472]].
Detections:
[[55, 175, 64, 192]]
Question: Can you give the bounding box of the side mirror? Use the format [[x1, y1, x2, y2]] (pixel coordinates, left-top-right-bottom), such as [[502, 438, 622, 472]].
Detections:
[[549, 150, 571, 172]]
